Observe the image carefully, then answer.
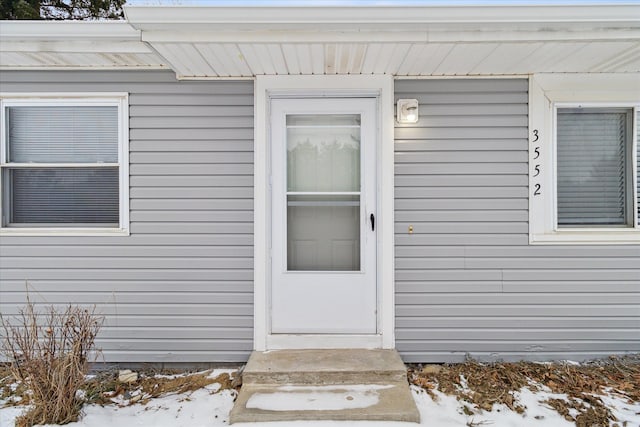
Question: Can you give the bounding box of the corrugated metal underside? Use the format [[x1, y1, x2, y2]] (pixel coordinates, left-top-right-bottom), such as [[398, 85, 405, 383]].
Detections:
[[394, 79, 640, 363], [0, 71, 254, 363], [151, 41, 640, 77]]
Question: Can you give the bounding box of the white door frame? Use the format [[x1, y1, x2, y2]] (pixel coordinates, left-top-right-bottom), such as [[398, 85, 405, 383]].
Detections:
[[253, 74, 395, 350]]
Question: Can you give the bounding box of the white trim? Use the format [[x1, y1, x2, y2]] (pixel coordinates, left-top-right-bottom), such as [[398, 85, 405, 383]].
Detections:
[[2, 163, 120, 168], [0, 41, 152, 54], [0, 93, 130, 237], [0, 229, 130, 237], [0, 66, 167, 72], [126, 4, 640, 47], [529, 73, 640, 245], [0, 92, 130, 100], [267, 334, 383, 350], [172, 76, 254, 81], [253, 74, 395, 350], [125, 4, 640, 27], [0, 21, 141, 41], [136, 28, 640, 44], [396, 74, 535, 80], [634, 108, 639, 227]]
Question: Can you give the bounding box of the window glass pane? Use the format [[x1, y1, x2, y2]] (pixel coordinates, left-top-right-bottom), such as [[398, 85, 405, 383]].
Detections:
[[8, 168, 119, 225], [287, 195, 360, 271], [557, 109, 628, 226], [7, 106, 118, 163], [287, 114, 360, 192]]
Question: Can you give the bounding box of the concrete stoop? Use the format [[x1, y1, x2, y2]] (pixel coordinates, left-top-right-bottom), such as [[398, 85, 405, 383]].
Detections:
[[229, 349, 420, 424]]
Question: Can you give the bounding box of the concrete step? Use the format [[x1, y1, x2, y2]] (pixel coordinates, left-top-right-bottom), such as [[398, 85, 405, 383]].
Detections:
[[241, 349, 408, 385], [230, 381, 420, 423], [230, 349, 420, 424]]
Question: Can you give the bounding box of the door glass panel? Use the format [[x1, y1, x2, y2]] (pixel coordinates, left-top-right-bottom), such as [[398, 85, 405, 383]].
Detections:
[[286, 114, 361, 271], [287, 195, 360, 271], [287, 115, 360, 192]]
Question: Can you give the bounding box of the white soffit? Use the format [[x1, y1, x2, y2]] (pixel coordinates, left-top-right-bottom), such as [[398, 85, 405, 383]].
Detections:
[[1, 4, 639, 76], [124, 4, 640, 78], [0, 22, 167, 70]]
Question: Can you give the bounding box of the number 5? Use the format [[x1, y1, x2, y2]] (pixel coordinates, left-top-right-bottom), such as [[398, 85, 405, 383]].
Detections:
[[534, 147, 540, 159], [533, 165, 540, 177]]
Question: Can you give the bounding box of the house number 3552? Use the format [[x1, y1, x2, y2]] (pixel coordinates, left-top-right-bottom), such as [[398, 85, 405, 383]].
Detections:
[[532, 129, 541, 196]]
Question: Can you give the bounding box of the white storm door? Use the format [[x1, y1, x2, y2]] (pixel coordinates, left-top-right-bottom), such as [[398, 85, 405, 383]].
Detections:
[[271, 97, 377, 334]]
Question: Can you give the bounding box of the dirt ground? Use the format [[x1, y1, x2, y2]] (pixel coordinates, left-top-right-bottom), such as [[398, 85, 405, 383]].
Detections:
[[2, 355, 639, 427]]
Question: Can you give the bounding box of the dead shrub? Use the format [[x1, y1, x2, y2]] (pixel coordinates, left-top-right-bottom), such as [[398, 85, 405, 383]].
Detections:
[[1, 299, 103, 427]]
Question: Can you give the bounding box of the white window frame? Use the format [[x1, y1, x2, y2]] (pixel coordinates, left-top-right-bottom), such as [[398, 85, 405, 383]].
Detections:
[[0, 93, 130, 236], [529, 74, 639, 244]]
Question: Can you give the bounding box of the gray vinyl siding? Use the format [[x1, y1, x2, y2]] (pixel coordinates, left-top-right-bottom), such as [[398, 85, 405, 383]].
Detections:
[[394, 79, 640, 363], [1, 71, 637, 365], [0, 71, 253, 363]]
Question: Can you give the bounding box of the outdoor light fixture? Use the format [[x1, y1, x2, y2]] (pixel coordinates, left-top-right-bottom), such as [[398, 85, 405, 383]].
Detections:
[[397, 99, 419, 124]]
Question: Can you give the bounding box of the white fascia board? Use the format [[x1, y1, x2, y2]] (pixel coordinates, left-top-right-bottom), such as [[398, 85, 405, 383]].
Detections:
[[0, 41, 153, 54], [124, 4, 640, 26], [139, 28, 640, 44], [0, 21, 141, 41], [127, 4, 640, 44]]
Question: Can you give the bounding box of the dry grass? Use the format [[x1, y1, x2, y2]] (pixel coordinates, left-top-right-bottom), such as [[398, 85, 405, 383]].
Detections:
[[409, 355, 639, 427], [1, 301, 102, 427], [2, 366, 241, 411], [83, 369, 239, 406]]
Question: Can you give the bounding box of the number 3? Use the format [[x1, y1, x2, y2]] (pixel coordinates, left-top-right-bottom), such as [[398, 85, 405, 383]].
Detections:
[[532, 129, 539, 142]]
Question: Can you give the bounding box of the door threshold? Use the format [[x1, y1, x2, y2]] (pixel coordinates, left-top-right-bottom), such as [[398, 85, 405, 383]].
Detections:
[[266, 334, 384, 350]]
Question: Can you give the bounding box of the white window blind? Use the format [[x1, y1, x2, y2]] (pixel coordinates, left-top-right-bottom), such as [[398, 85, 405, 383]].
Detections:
[[10, 168, 119, 225], [7, 106, 118, 163], [556, 109, 628, 226]]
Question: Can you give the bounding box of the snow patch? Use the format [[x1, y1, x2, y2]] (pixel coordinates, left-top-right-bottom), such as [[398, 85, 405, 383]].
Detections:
[[246, 385, 392, 411], [412, 385, 577, 427]]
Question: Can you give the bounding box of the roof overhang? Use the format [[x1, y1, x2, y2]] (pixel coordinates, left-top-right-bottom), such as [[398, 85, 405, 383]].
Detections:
[[0, 21, 167, 70], [1, 4, 639, 78]]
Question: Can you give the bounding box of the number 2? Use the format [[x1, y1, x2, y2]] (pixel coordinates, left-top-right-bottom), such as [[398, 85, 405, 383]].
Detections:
[[533, 183, 541, 196]]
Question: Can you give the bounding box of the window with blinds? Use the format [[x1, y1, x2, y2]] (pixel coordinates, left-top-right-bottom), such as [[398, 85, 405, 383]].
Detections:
[[1, 101, 123, 228], [529, 75, 639, 244], [556, 108, 635, 228]]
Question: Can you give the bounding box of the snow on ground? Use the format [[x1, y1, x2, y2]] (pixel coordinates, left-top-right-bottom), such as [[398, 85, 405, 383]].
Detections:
[[1, 371, 638, 427]]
